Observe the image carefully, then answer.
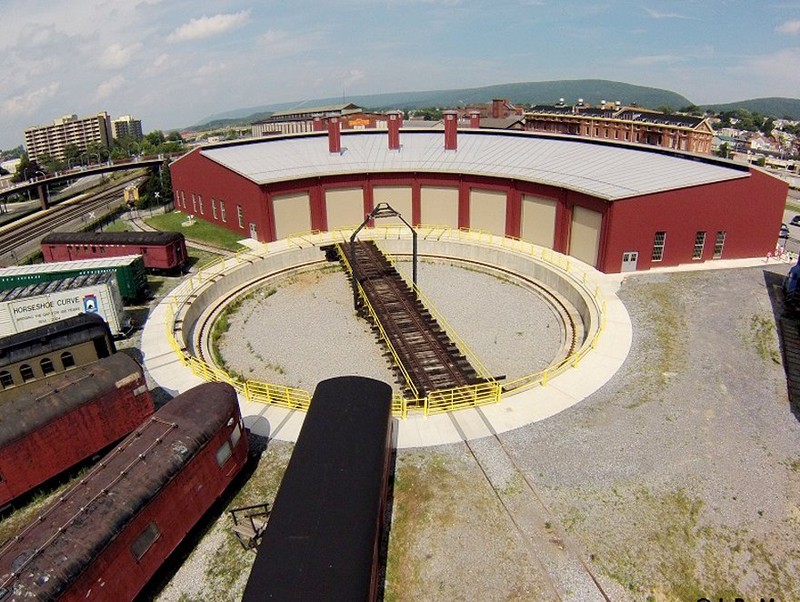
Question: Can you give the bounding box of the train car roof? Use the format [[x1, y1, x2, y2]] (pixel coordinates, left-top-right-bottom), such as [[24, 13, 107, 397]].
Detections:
[[0, 353, 143, 448], [41, 231, 185, 245], [0, 382, 237, 600], [0, 255, 144, 277], [243, 376, 393, 601], [0, 271, 114, 302], [0, 313, 113, 367]]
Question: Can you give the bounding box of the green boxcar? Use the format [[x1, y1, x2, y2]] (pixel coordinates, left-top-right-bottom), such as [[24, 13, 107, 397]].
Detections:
[[0, 255, 147, 303]]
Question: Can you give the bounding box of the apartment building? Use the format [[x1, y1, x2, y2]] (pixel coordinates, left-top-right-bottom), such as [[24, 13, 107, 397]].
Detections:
[[111, 115, 144, 141], [24, 112, 113, 164]]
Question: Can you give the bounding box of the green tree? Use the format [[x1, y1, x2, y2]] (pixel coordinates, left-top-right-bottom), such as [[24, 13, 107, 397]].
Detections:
[[12, 153, 42, 182], [716, 142, 731, 159]]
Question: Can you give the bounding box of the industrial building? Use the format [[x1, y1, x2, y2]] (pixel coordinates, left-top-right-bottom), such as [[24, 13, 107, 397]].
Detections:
[[170, 114, 786, 274]]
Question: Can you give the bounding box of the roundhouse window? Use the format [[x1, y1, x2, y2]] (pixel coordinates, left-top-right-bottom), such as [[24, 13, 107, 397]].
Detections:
[[652, 231, 666, 262], [0, 371, 13, 388], [40, 358, 55, 375], [60, 351, 75, 369], [19, 364, 34, 382]]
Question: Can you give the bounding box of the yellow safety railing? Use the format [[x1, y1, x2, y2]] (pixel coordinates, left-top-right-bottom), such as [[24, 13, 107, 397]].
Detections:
[[425, 381, 502, 416], [161, 226, 607, 418]]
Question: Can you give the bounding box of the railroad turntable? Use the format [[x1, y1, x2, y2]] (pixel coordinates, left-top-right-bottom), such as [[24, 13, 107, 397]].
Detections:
[[143, 226, 632, 447]]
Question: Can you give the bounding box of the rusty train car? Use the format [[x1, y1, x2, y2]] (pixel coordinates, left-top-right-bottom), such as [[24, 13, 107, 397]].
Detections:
[[0, 353, 153, 509], [242, 376, 394, 602], [0, 313, 116, 400], [40, 231, 187, 272], [0, 382, 248, 601]]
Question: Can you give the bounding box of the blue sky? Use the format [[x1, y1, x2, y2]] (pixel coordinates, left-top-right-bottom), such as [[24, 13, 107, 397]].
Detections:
[[1, 0, 799, 149]]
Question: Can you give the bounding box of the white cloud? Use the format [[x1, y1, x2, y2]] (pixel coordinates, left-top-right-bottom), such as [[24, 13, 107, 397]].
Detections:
[[642, 7, 693, 19], [732, 47, 800, 96], [100, 42, 143, 69], [259, 29, 327, 57], [343, 69, 366, 88], [625, 53, 688, 66], [2, 83, 60, 117], [95, 75, 127, 100], [777, 20, 800, 35], [168, 11, 251, 42]]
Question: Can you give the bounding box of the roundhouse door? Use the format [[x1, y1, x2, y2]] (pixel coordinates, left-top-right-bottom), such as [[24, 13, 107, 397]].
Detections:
[[621, 251, 638, 272]]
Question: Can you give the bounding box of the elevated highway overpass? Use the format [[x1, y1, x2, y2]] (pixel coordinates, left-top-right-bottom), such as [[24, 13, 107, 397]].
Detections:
[[0, 156, 169, 209]]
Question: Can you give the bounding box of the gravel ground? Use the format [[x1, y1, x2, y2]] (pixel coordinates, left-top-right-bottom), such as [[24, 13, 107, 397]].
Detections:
[[119, 260, 800, 600], [215, 261, 564, 392]]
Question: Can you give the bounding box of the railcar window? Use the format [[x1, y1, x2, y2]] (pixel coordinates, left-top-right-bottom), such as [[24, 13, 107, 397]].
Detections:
[[40, 358, 55, 375], [216, 441, 233, 467], [60, 351, 75, 369], [0, 371, 13, 388], [230, 423, 242, 448], [131, 522, 161, 562], [19, 364, 34, 382]]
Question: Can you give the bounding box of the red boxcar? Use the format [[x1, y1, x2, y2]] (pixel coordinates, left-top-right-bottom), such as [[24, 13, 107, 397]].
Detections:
[[0, 352, 153, 509], [0, 382, 248, 601], [40, 231, 187, 271]]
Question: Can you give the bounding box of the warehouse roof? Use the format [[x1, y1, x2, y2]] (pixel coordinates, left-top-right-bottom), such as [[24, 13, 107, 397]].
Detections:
[[198, 130, 750, 200]]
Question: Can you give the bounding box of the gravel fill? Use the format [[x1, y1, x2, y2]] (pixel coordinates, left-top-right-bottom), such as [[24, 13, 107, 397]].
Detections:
[[215, 261, 564, 392], [149, 262, 800, 600]]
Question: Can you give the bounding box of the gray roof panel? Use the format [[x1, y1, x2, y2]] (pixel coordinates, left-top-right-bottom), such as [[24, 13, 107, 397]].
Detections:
[[201, 131, 749, 200]]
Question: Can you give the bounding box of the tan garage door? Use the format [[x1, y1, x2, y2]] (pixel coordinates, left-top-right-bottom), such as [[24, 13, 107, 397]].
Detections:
[[326, 188, 364, 231], [469, 189, 507, 236], [420, 186, 459, 228], [569, 206, 602, 267], [273, 192, 311, 240], [521, 195, 556, 248], [373, 186, 412, 226]]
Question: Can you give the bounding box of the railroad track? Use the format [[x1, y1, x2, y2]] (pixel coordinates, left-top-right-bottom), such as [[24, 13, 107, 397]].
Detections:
[[449, 410, 613, 602], [0, 176, 143, 259], [341, 240, 487, 398]]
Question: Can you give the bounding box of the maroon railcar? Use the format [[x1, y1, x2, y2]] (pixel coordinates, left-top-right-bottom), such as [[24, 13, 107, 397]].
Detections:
[[40, 231, 187, 271], [0, 352, 153, 509], [0, 382, 248, 601]]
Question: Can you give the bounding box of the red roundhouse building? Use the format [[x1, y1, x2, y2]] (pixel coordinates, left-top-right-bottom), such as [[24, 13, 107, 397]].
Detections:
[[170, 118, 787, 273]]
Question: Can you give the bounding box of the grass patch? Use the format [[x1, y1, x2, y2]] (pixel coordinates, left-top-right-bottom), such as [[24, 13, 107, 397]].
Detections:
[[384, 454, 455, 602], [145, 211, 248, 251], [748, 314, 781, 364], [103, 219, 133, 232]]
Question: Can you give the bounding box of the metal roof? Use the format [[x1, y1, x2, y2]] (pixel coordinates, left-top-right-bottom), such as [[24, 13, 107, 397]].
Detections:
[[0, 255, 142, 277], [200, 130, 750, 200]]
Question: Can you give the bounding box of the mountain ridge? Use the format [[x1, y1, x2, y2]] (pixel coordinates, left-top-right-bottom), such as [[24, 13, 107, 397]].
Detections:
[[188, 80, 800, 131]]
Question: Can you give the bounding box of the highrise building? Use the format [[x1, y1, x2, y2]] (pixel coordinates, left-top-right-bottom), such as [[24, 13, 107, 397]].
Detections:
[[111, 115, 144, 141], [24, 112, 113, 164]]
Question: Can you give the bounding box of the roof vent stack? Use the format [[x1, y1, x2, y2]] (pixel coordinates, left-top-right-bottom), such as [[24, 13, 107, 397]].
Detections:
[[328, 116, 341, 154], [469, 110, 481, 129], [387, 111, 402, 151], [443, 110, 458, 151]]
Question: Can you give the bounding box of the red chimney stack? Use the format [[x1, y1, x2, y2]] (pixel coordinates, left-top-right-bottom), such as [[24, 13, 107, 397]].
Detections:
[[469, 110, 481, 129], [312, 115, 324, 132], [328, 116, 341, 154], [443, 110, 458, 151], [388, 111, 402, 150]]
